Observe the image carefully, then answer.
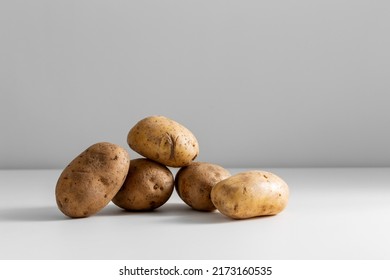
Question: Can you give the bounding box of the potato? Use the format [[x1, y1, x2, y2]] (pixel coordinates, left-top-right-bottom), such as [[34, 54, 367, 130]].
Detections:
[[210, 170, 289, 219], [175, 162, 231, 211], [127, 115, 199, 167], [55, 142, 130, 218], [112, 158, 174, 211]]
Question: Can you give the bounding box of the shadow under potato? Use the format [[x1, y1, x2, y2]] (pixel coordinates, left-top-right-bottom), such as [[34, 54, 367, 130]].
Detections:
[[84, 202, 236, 224], [0, 203, 267, 223], [0, 206, 67, 222], [143, 202, 237, 224]]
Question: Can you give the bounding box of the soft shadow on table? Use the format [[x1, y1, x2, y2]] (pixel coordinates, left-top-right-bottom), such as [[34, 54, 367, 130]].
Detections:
[[158, 203, 281, 224], [97, 203, 236, 224], [0, 206, 67, 222], [160, 203, 236, 224], [0, 203, 270, 224]]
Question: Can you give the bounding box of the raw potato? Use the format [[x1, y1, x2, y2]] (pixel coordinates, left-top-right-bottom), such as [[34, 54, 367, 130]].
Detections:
[[127, 115, 199, 167], [175, 162, 231, 211], [55, 142, 130, 218], [210, 170, 289, 219], [112, 158, 174, 211]]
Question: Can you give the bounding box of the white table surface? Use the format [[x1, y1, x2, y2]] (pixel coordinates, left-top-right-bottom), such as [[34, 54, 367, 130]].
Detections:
[[0, 168, 389, 260]]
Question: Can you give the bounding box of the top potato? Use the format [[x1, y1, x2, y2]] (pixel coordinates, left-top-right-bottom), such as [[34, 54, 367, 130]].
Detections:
[[127, 116, 199, 167]]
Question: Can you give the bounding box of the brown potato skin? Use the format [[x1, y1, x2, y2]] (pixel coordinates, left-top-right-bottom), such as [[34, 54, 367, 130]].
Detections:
[[127, 115, 199, 167], [210, 170, 289, 219], [112, 158, 174, 211], [175, 162, 231, 211], [55, 142, 130, 218]]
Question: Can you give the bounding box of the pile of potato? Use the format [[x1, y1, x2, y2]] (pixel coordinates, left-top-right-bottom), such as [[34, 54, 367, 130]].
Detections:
[[55, 115, 289, 219]]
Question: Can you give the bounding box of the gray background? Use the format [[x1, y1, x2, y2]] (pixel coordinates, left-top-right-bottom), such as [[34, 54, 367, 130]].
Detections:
[[1, 0, 389, 169]]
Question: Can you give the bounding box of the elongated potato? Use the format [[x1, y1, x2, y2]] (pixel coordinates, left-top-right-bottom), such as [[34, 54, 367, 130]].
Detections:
[[210, 170, 289, 219], [112, 158, 174, 211], [55, 142, 130, 218], [175, 162, 231, 211], [127, 116, 199, 167]]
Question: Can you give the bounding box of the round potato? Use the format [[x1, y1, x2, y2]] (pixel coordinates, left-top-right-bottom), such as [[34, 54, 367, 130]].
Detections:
[[112, 158, 174, 211], [127, 115, 199, 167], [210, 170, 289, 219], [55, 142, 130, 218], [175, 162, 231, 211]]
